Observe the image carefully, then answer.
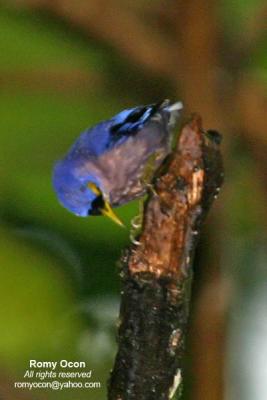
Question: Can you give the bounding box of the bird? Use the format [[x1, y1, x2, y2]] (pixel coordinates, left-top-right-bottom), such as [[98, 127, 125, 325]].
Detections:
[[52, 99, 183, 226]]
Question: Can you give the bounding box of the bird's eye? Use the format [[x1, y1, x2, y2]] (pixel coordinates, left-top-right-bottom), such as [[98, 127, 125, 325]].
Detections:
[[88, 182, 101, 195], [88, 194, 105, 216]]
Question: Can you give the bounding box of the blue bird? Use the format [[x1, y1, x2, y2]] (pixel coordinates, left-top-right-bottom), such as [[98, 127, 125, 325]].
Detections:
[[53, 100, 183, 226]]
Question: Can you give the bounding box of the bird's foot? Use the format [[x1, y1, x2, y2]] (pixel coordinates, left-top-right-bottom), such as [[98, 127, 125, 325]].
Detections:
[[129, 231, 141, 246], [131, 214, 142, 230], [129, 201, 144, 246], [145, 182, 158, 197]]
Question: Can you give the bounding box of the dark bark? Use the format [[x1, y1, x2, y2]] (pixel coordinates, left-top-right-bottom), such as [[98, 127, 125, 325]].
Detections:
[[108, 115, 224, 400]]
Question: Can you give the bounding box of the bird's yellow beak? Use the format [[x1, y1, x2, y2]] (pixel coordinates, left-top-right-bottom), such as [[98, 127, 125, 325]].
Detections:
[[88, 182, 124, 227], [101, 201, 125, 227]]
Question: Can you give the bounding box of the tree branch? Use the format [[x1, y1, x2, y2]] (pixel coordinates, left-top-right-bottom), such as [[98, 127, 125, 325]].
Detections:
[[171, 0, 224, 130], [108, 115, 223, 399], [13, 0, 177, 76]]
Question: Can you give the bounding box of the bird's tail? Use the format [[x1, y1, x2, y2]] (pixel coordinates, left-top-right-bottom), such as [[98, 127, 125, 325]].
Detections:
[[163, 100, 183, 129]]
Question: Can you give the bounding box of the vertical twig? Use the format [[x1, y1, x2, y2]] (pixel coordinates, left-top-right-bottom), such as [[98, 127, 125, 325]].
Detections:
[[108, 115, 224, 400]]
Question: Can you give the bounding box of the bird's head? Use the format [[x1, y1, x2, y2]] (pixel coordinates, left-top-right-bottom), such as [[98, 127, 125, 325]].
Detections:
[[52, 160, 124, 227]]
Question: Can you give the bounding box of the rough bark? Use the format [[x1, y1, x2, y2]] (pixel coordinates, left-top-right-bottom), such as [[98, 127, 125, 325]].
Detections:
[[108, 115, 224, 400]]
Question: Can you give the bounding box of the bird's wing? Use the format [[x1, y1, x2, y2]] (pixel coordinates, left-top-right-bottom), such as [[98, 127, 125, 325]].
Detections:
[[110, 100, 168, 136], [107, 100, 182, 148]]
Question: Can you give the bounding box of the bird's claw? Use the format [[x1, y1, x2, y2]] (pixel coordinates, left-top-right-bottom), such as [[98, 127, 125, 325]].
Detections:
[[131, 214, 142, 229], [129, 231, 141, 246], [145, 182, 158, 197]]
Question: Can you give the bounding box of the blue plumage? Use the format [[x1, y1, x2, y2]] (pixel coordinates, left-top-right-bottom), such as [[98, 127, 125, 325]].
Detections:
[[53, 100, 182, 223]]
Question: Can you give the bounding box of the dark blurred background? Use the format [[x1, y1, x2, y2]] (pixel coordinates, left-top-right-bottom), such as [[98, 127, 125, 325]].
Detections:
[[0, 1, 266, 399]]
